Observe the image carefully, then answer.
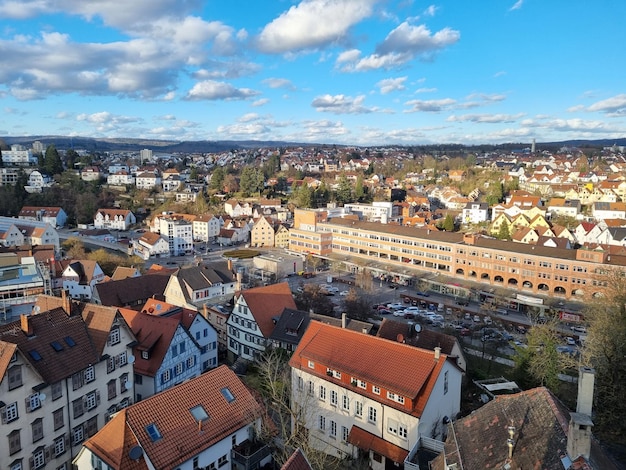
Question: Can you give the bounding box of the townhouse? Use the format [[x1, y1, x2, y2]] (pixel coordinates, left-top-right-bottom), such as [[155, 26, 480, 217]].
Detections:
[[74, 365, 270, 470], [93, 209, 136, 231], [18, 206, 67, 228], [163, 262, 238, 310], [192, 214, 221, 242], [0, 295, 134, 470], [289, 321, 462, 469], [119, 308, 202, 402], [226, 282, 296, 362], [158, 215, 193, 256], [61, 260, 106, 300], [132, 231, 170, 259]]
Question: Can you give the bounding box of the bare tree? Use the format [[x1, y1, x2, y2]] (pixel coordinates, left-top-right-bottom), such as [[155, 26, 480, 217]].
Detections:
[[253, 348, 343, 470]]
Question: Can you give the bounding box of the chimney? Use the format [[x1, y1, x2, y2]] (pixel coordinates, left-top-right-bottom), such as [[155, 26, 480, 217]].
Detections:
[[577, 366, 595, 416], [434, 346, 441, 360], [341, 312, 347, 329], [227, 259, 233, 271], [62, 289, 71, 316], [21, 314, 33, 336], [567, 367, 595, 461]]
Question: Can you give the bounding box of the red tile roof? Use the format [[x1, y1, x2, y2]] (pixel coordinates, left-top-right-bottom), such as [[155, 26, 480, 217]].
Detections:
[[289, 321, 447, 417], [84, 365, 263, 470], [348, 425, 409, 463], [237, 282, 296, 338], [281, 448, 313, 470]]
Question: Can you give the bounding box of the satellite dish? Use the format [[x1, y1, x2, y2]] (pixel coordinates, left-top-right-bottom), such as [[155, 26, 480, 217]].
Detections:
[[33, 306, 40, 314], [39, 393, 46, 402], [414, 324, 422, 333], [128, 446, 143, 461], [128, 355, 136, 364], [125, 381, 132, 390]]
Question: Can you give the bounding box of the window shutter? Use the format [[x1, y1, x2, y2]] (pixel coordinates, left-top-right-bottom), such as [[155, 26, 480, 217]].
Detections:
[[25, 396, 32, 412], [96, 390, 101, 406], [0, 406, 6, 424], [83, 396, 88, 408], [45, 445, 52, 462]]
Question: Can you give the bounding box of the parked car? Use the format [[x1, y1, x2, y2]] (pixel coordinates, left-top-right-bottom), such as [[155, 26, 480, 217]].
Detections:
[[339, 290, 349, 296], [473, 315, 481, 323], [378, 309, 392, 315], [566, 337, 576, 346], [404, 306, 420, 313], [464, 312, 472, 320], [404, 312, 416, 320], [484, 316, 493, 325], [393, 310, 405, 317], [387, 303, 404, 310], [460, 328, 471, 336], [571, 325, 587, 333], [456, 299, 469, 306], [416, 291, 430, 297]]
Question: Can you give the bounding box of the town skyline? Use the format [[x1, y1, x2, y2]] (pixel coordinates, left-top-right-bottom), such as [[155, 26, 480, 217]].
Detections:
[[1, 0, 625, 146]]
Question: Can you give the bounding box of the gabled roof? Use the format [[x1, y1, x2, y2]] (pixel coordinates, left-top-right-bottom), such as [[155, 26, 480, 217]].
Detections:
[[83, 365, 263, 470], [281, 448, 313, 470], [0, 308, 99, 384], [119, 309, 181, 377], [81, 303, 123, 355], [434, 387, 606, 470], [289, 321, 447, 416], [111, 266, 141, 281], [236, 282, 297, 338], [376, 318, 458, 356], [0, 341, 18, 379], [94, 273, 170, 307], [268, 308, 311, 345]]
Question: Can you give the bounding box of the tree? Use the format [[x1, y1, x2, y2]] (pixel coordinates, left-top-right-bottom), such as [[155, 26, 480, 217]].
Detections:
[[222, 173, 239, 193], [65, 149, 79, 170], [512, 318, 573, 391], [581, 268, 626, 441], [252, 348, 343, 470], [354, 175, 365, 201], [497, 222, 510, 240], [335, 174, 352, 205], [441, 214, 455, 231], [210, 166, 225, 190], [340, 289, 371, 321], [293, 284, 334, 316], [44, 145, 64, 175], [240, 167, 264, 197]]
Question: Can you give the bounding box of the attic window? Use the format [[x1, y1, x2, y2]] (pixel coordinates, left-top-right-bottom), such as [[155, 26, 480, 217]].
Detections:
[[146, 423, 162, 442], [220, 387, 235, 403], [29, 350, 43, 361], [190, 405, 209, 423], [50, 341, 64, 352], [64, 336, 76, 347]]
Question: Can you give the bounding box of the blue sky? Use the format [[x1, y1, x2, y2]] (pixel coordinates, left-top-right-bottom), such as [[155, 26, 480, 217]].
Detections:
[[1, 0, 625, 146]]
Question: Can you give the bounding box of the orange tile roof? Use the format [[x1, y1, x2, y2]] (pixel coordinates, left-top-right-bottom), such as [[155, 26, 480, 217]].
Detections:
[[0, 341, 18, 379], [281, 448, 313, 470], [81, 304, 123, 355], [85, 365, 263, 469], [119, 309, 180, 377], [237, 282, 296, 338], [348, 425, 408, 463], [289, 321, 447, 416]]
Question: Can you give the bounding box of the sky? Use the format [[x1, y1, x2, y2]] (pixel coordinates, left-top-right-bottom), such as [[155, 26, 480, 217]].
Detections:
[[1, 0, 626, 147]]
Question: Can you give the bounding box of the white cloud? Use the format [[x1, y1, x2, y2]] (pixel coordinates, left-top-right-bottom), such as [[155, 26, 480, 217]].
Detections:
[[376, 76, 407, 94], [447, 113, 524, 123], [509, 0, 523, 11], [256, 0, 377, 54], [587, 94, 626, 116], [423, 5, 437, 17], [521, 117, 623, 134], [404, 98, 456, 112], [185, 80, 259, 101], [415, 87, 437, 94], [338, 21, 460, 71], [262, 78, 296, 90], [312, 94, 376, 114], [252, 98, 270, 107]]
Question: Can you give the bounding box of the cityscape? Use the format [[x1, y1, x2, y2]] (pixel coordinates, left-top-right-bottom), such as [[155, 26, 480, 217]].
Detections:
[[1, 1, 626, 470], [0, 137, 625, 470]]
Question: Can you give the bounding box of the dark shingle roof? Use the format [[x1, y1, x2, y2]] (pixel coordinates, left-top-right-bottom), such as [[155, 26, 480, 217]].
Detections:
[[93, 273, 170, 307]]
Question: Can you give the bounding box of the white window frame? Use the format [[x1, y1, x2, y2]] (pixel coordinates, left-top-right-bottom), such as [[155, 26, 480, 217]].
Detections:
[[5, 401, 19, 422], [84, 365, 95, 383], [355, 401, 363, 418], [368, 406, 377, 424], [318, 415, 326, 431], [342, 395, 350, 411], [319, 385, 326, 401], [33, 448, 45, 469], [85, 391, 97, 410], [399, 424, 408, 440], [109, 327, 121, 345], [54, 436, 65, 456]]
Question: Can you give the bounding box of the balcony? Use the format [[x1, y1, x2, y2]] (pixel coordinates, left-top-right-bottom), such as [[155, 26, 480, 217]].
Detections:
[[404, 435, 445, 470], [231, 439, 272, 470]]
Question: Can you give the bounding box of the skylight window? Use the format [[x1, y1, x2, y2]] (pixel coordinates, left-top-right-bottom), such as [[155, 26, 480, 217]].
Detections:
[[29, 350, 42, 361], [220, 387, 235, 403], [50, 341, 63, 352], [145, 423, 162, 442], [190, 405, 209, 423], [64, 336, 76, 347]]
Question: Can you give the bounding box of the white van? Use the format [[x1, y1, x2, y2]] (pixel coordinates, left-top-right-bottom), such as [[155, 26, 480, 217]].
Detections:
[[437, 303, 444, 312]]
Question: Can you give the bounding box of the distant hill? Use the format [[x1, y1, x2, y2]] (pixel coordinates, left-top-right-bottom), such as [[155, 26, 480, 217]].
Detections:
[[1, 135, 625, 153]]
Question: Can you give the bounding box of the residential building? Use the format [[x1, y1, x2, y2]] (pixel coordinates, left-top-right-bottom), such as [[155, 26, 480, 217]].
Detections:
[[0, 144, 37, 166], [203, 304, 230, 359], [80, 166, 102, 182], [159, 215, 193, 256], [132, 232, 170, 260], [93, 209, 136, 231], [24, 171, 53, 193], [141, 298, 219, 372], [592, 202, 626, 221], [61, 260, 106, 300], [344, 201, 394, 222], [289, 321, 462, 469], [0, 295, 134, 470], [18, 206, 67, 228], [227, 282, 297, 362], [547, 198, 581, 219], [430, 369, 612, 470], [135, 171, 161, 190], [139, 148, 152, 164], [91, 273, 171, 308], [274, 224, 291, 248], [163, 262, 238, 310], [119, 308, 202, 401], [0, 253, 48, 321], [250, 216, 278, 247], [461, 202, 489, 225], [0, 167, 20, 186], [73, 365, 269, 470], [192, 214, 221, 242], [0, 216, 60, 251], [288, 209, 333, 257], [106, 171, 135, 186]]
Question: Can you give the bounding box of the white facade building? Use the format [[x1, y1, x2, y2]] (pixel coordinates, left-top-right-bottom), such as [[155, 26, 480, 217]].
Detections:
[[159, 216, 193, 256]]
